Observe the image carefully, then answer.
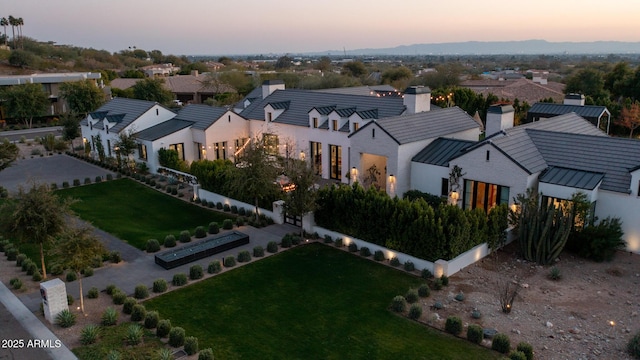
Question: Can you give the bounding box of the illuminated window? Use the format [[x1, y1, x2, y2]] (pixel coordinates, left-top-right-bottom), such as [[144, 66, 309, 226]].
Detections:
[[332, 119, 338, 131], [263, 134, 279, 155], [169, 143, 185, 160], [214, 141, 227, 160], [353, 122, 360, 132], [313, 117, 318, 128], [329, 144, 342, 180], [463, 180, 509, 212], [138, 144, 147, 160], [310, 141, 322, 175]]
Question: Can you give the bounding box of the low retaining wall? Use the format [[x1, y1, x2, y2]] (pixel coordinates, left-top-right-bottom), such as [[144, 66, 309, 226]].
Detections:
[[197, 189, 283, 224]]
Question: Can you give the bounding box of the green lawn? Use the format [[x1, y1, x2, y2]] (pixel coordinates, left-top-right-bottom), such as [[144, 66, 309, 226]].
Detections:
[[145, 244, 500, 360], [56, 179, 234, 249]]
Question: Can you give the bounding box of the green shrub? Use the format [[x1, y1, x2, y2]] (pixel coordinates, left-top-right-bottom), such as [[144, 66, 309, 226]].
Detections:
[[80, 324, 100, 345], [146, 239, 161, 253], [348, 242, 358, 252], [373, 250, 385, 261], [359, 247, 371, 257], [82, 267, 93, 277], [408, 303, 422, 319], [109, 251, 121, 263], [421, 268, 434, 279], [253, 246, 265, 257], [105, 284, 117, 295], [418, 284, 430, 297], [433, 278, 444, 290], [184, 336, 199, 355], [134, 285, 149, 299], [15, 253, 27, 267], [172, 273, 188, 286], [516, 342, 534, 360], [236, 216, 245, 227], [629, 331, 640, 359], [66, 271, 77, 282], [67, 295, 74, 305], [95, 176, 102, 183], [87, 287, 99, 299], [50, 183, 58, 190], [405, 289, 419, 304], [55, 309, 76, 328], [123, 297, 137, 314], [20, 258, 33, 272], [267, 241, 278, 253], [91, 255, 103, 268], [153, 279, 168, 293], [238, 207, 246, 216], [223, 203, 231, 212], [237, 250, 251, 263], [230, 205, 238, 214], [323, 235, 333, 244], [509, 351, 527, 360], [126, 324, 143, 345], [50, 263, 64, 275], [445, 316, 462, 335], [101, 307, 118, 326], [10, 277, 22, 290], [391, 295, 406, 312], [157, 319, 172, 338], [62, 181, 70, 188], [455, 292, 465, 301], [179, 230, 191, 243], [492, 333, 511, 354], [171, 187, 177, 195], [164, 235, 176, 248], [73, 179, 81, 186], [222, 219, 234, 230], [168, 327, 186, 347], [568, 217, 625, 262], [334, 238, 343, 247], [216, 202, 223, 209], [107, 174, 113, 181], [198, 348, 215, 360], [131, 304, 146, 322], [208, 222, 219, 234], [208, 260, 222, 274], [144, 310, 160, 329], [390, 257, 400, 267], [26, 262, 38, 276], [189, 265, 204, 280], [0, 240, 10, 252], [112, 291, 126, 305], [549, 267, 561, 281], [467, 324, 483, 344], [84, 177, 92, 185], [6, 247, 17, 261], [32, 271, 43, 281], [472, 309, 482, 319], [404, 261, 415, 272], [224, 256, 236, 267], [194, 226, 206, 238], [440, 274, 449, 286], [157, 348, 173, 360], [281, 235, 292, 248]]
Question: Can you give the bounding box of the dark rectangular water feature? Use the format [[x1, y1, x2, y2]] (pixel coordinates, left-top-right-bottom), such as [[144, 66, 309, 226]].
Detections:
[[155, 231, 250, 269]]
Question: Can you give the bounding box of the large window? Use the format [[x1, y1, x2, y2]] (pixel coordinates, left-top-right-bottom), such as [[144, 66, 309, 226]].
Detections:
[[138, 143, 147, 160], [169, 143, 185, 160], [234, 138, 248, 159], [313, 117, 318, 128], [441, 178, 449, 198], [195, 142, 204, 160], [332, 119, 338, 131], [214, 141, 227, 160], [263, 134, 279, 156], [463, 180, 509, 212], [310, 141, 322, 175], [329, 144, 342, 180]]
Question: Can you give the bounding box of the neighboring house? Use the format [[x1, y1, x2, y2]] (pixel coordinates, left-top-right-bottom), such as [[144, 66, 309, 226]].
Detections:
[[460, 78, 565, 105], [411, 104, 640, 253], [0, 72, 102, 115], [140, 63, 180, 77], [526, 94, 611, 133]]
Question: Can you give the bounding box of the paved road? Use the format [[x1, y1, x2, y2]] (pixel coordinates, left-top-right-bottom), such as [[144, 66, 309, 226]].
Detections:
[[0, 127, 63, 143]]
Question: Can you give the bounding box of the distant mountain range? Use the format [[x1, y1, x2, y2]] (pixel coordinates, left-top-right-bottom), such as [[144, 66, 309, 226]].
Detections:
[[313, 40, 640, 56]]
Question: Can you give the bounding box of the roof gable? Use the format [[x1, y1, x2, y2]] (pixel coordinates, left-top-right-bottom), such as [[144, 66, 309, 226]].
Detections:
[[174, 104, 230, 130], [83, 97, 161, 133]]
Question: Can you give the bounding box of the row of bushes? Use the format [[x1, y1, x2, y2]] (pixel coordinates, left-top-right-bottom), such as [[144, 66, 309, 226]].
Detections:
[[145, 220, 244, 252], [315, 183, 509, 261]]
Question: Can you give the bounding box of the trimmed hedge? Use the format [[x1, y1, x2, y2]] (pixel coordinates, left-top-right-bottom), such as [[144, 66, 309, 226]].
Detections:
[[207, 260, 222, 274]]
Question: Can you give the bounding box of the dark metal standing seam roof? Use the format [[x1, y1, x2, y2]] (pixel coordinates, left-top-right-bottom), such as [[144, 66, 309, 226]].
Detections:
[[538, 166, 605, 190], [135, 119, 195, 141], [174, 104, 229, 130], [239, 89, 406, 126], [527, 103, 608, 122], [412, 138, 476, 165]]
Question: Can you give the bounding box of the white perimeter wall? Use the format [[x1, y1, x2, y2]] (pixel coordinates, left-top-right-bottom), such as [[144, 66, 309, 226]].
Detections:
[[197, 188, 282, 224], [594, 190, 640, 253]]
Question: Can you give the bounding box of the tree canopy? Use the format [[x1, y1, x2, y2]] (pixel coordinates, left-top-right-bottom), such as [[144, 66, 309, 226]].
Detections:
[[0, 83, 49, 128], [59, 80, 105, 116], [131, 78, 173, 104], [0, 139, 19, 171]]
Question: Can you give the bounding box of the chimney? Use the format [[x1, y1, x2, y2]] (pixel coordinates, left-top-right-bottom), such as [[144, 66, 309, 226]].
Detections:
[[262, 79, 285, 99], [485, 104, 514, 137], [564, 93, 585, 106], [403, 86, 431, 114], [190, 70, 199, 76]]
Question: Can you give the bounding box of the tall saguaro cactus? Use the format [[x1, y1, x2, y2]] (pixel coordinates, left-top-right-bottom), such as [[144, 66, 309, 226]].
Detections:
[[512, 189, 574, 265]]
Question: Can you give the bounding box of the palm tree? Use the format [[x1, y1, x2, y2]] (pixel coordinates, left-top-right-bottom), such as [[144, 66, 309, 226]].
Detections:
[[0, 18, 8, 46], [16, 17, 23, 49], [8, 15, 15, 48]]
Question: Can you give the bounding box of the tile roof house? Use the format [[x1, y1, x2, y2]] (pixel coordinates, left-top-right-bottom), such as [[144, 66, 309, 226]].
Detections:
[[410, 104, 640, 253], [526, 94, 611, 133]]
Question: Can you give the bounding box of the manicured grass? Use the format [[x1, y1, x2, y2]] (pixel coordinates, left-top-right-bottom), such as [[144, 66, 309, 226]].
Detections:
[[57, 178, 234, 249], [72, 323, 165, 359], [145, 244, 500, 359]]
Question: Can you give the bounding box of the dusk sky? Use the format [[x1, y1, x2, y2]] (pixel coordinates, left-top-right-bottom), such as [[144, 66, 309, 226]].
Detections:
[[4, 0, 640, 56]]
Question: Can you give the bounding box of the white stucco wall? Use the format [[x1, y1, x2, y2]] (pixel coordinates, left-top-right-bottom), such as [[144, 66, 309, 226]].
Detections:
[[201, 111, 250, 162], [410, 163, 449, 196], [450, 143, 530, 208], [349, 123, 398, 190], [594, 190, 640, 253]]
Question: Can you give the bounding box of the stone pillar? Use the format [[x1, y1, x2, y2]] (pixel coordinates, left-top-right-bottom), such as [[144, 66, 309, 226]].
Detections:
[[272, 200, 285, 225], [302, 212, 315, 235], [434, 259, 448, 278], [40, 278, 68, 324]]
